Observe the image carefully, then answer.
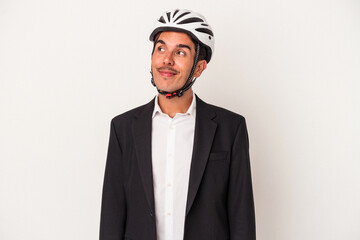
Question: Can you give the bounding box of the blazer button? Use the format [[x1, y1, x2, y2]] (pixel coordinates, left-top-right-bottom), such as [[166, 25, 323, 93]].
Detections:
[[149, 212, 153, 217]]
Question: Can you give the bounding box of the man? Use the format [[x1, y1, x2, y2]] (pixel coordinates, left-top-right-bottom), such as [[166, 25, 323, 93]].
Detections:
[[100, 9, 256, 240]]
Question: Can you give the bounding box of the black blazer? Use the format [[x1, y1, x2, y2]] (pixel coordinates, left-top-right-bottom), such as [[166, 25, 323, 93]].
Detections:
[[100, 96, 256, 240]]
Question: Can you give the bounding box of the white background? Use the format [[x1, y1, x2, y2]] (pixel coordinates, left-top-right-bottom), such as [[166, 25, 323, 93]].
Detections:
[[1, 0, 359, 239]]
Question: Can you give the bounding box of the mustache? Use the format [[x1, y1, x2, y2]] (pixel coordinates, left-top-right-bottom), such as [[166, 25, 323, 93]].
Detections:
[[157, 67, 179, 74]]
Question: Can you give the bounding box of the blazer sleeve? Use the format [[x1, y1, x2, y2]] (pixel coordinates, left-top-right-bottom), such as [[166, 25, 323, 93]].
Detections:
[[100, 119, 126, 240], [227, 117, 256, 240]]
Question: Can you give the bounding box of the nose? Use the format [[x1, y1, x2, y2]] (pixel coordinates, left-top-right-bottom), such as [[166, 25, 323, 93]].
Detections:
[[163, 52, 174, 66]]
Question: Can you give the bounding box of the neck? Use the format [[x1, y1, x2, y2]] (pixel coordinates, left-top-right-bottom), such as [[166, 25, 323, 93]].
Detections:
[[158, 89, 194, 118]]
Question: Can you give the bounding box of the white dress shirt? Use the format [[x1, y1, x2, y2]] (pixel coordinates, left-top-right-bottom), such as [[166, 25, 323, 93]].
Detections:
[[151, 93, 196, 240]]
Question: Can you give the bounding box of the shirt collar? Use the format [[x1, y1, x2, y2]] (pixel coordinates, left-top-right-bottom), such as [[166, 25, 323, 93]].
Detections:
[[152, 92, 196, 118]]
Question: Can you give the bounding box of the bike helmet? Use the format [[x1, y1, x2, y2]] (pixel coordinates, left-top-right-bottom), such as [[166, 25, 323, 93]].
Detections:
[[149, 9, 214, 63]]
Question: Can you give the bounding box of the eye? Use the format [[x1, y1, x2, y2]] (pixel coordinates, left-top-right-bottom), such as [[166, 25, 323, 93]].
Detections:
[[157, 46, 165, 52], [177, 50, 185, 56]]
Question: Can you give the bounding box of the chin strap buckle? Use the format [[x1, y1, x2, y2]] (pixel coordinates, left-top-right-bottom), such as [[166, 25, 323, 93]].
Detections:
[[165, 92, 177, 99]]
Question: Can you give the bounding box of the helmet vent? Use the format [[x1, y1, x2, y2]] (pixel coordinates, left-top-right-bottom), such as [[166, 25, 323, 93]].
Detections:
[[178, 17, 204, 24], [158, 16, 166, 23], [166, 12, 171, 22], [201, 23, 208, 26], [173, 9, 180, 18], [195, 28, 214, 37], [174, 12, 191, 23]]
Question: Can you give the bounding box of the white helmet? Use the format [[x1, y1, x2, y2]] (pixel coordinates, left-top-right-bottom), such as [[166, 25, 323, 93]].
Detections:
[[149, 9, 214, 63]]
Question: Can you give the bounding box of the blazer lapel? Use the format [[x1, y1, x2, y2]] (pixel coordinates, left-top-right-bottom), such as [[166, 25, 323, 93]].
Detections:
[[186, 96, 217, 216], [132, 99, 156, 215]]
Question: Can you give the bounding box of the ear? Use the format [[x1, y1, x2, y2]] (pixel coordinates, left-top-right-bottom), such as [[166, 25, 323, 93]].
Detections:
[[193, 60, 207, 78]]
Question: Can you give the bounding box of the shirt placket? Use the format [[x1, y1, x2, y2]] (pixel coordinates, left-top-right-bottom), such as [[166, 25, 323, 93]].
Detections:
[[164, 117, 176, 240]]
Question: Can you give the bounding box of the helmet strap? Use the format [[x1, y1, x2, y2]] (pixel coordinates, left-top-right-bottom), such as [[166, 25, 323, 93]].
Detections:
[[150, 42, 200, 99]]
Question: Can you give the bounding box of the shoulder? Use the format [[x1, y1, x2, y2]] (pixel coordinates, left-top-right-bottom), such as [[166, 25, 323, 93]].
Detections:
[[111, 98, 155, 126], [196, 95, 246, 125], [207, 102, 245, 121]]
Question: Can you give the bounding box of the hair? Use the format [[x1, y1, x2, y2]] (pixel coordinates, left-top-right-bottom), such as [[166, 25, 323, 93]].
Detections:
[[152, 32, 208, 63], [195, 42, 207, 62]]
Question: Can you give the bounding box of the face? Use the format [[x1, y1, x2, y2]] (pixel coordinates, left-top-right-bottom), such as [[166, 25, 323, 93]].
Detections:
[[151, 31, 207, 93]]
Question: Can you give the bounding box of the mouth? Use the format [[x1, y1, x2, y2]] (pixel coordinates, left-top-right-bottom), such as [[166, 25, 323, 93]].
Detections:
[[157, 68, 178, 78]]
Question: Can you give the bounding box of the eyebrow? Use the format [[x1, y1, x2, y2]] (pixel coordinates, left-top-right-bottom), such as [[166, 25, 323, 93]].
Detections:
[[155, 39, 166, 45], [178, 44, 191, 51], [155, 40, 192, 51]]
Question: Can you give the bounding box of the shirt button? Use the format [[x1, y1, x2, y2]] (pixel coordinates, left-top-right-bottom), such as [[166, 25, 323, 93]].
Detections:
[[170, 126, 174, 130], [167, 212, 171, 216], [167, 183, 172, 187], [168, 153, 173, 158]]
